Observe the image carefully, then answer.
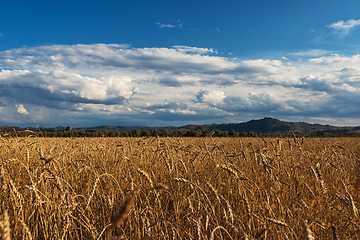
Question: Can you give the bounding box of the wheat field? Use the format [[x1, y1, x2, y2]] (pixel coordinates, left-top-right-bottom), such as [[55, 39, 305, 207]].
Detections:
[[0, 136, 359, 239]]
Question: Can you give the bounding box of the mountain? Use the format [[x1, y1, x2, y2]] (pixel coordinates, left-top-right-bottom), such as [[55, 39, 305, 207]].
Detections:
[[0, 126, 24, 132], [213, 117, 352, 135], [1, 117, 359, 136], [178, 117, 356, 135]]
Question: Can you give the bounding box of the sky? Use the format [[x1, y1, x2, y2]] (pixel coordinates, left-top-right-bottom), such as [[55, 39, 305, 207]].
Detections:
[[1, 0, 360, 127]]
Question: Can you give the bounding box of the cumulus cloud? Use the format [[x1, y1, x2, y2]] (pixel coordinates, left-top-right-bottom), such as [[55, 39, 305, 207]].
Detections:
[[0, 44, 360, 126], [328, 19, 360, 36], [220, 93, 282, 113], [16, 104, 29, 115], [196, 89, 225, 105]]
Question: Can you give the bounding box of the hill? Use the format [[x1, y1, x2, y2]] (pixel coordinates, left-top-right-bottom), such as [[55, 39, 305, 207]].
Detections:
[[178, 117, 356, 135]]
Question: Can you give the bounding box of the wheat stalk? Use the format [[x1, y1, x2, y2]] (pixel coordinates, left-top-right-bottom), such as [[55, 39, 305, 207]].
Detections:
[[107, 197, 134, 240], [172, 177, 188, 183], [206, 182, 221, 205], [341, 181, 358, 218], [220, 195, 234, 224], [2, 210, 10, 240], [86, 177, 100, 209], [264, 216, 289, 227], [331, 225, 340, 240], [19, 218, 33, 240], [303, 221, 315, 240], [138, 168, 153, 188], [217, 164, 248, 180], [209, 226, 233, 240]]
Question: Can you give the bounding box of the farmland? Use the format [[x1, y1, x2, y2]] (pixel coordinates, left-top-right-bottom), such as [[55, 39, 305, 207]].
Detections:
[[0, 137, 359, 239]]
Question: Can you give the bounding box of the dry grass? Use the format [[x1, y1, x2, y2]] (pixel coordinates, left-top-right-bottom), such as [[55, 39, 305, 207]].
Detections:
[[0, 136, 360, 239]]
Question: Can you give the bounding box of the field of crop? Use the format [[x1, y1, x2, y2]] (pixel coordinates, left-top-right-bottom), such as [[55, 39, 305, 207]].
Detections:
[[0, 136, 359, 239]]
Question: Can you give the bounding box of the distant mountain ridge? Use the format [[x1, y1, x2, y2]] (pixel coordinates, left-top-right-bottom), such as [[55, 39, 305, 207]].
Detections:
[[1, 117, 359, 136], [179, 117, 357, 135], [181, 117, 352, 135]]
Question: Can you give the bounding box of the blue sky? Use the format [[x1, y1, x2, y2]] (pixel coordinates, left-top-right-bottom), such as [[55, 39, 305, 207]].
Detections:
[[1, 0, 360, 127]]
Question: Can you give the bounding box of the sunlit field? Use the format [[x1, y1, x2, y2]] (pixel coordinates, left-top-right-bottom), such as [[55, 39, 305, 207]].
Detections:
[[0, 137, 359, 239]]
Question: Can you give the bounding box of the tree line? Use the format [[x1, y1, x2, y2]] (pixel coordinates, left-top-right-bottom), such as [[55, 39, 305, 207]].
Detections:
[[1, 128, 359, 138], [1, 129, 260, 138]]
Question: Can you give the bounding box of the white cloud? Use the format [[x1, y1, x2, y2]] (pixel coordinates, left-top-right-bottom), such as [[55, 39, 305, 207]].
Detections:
[[173, 46, 214, 55], [196, 89, 225, 105], [289, 49, 332, 57], [220, 93, 282, 113], [0, 44, 360, 126], [156, 20, 183, 29], [156, 23, 176, 28], [16, 104, 29, 115], [328, 19, 360, 36]]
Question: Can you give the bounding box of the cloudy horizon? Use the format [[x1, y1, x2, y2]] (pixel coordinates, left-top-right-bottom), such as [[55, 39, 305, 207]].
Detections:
[[1, 43, 360, 127], [1, 1, 360, 127]]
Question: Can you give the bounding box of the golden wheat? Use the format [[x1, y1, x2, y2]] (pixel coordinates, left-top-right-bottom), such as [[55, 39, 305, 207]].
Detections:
[[0, 137, 358, 239]]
